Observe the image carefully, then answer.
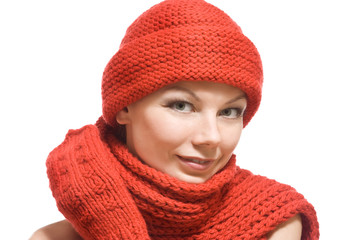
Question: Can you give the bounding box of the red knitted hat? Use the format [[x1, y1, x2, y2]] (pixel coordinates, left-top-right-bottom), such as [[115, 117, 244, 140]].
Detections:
[[102, 0, 263, 127]]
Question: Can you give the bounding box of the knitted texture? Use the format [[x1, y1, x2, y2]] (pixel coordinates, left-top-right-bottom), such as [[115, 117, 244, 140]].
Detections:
[[102, 0, 263, 127], [46, 121, 150, 239], [47, 118, 319, 240]]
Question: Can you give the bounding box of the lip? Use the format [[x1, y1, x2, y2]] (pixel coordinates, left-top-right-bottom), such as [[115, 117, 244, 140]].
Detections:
[[176, 155, 215, 171]]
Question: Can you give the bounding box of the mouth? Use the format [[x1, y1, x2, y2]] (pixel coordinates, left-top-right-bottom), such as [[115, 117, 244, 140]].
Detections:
[[176, 155, 214, 171]]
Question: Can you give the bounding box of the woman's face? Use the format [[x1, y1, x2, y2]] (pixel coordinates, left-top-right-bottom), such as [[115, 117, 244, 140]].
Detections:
[[116, 81, 247, 183]]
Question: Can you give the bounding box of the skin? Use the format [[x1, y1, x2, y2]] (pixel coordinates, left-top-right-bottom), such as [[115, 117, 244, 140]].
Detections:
[[29, 220, 82, 240], [31, 82, 302, 239], [267, 214, 303, 240], [116, 81, 247, 183]]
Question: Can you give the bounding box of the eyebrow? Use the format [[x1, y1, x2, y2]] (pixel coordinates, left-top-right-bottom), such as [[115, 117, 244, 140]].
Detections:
[[163, 86, 201, 101], [164, 85, 247, 104], [226, 94, 247, 104]]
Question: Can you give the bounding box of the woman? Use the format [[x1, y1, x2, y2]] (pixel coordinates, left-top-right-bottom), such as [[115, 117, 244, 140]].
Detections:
[[31, 0, 319, 239]]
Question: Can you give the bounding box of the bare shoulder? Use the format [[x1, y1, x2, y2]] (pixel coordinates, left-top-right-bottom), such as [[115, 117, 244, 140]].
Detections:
[[29, 220, 82, 240], [267, 214, 302, 240]]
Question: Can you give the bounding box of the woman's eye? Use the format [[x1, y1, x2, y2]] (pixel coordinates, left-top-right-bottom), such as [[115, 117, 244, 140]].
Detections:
[[220, 108, 242, 118], [171, 101, 193, 112]]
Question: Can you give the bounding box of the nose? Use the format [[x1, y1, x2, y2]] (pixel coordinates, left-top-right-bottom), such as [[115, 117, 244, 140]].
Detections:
[[191, 113, 221, 148]]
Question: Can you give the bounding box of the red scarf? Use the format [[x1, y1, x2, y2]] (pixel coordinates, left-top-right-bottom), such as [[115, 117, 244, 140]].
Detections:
[[47, 118, 319, 239]]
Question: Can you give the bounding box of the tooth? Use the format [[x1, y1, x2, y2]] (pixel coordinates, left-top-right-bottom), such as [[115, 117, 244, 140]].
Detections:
[[190, 159, 204, 164]]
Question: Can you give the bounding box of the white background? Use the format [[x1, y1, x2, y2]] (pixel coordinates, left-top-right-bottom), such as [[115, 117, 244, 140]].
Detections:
[[1, 0, 359, 239]]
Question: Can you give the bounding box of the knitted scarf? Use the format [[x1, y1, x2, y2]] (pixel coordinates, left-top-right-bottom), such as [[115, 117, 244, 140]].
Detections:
[[47, 118, 319, 239]]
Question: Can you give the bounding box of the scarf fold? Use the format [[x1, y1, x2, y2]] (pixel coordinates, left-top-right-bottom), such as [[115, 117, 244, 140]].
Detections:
[[47, 117, 319, 240]]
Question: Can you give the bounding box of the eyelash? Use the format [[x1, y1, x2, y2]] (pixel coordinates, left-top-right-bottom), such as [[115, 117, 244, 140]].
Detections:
[[164, 99, 245, 119], [219, 108, 244, 119], [166, 99, 195, 112]]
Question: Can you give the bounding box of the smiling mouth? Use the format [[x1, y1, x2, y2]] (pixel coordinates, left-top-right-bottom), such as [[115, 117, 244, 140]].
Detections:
[[177, 155, 214, 171]]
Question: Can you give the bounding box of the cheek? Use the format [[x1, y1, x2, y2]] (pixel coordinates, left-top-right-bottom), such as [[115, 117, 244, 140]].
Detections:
[[220, 124, 243, 152], [132, 111, 192, 152]]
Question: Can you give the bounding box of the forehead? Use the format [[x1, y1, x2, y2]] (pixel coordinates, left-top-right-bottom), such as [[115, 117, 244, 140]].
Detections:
[[159, 81, 246, 96], [131, 81, 247, 108]]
